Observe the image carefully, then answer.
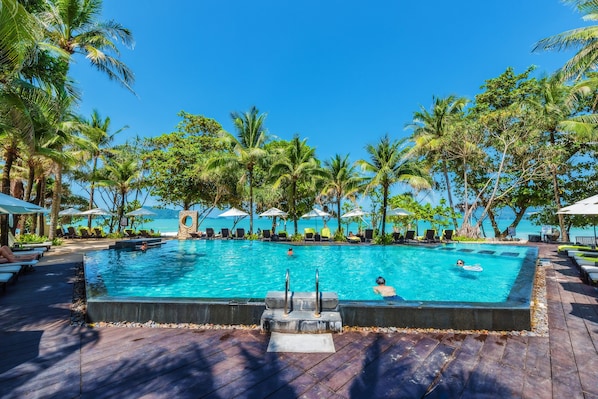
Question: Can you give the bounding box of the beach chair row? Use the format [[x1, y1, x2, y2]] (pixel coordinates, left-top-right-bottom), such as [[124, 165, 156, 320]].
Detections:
[[57, 226, 106, 239], [558, 244, 598, 285], [0, 249, 44, 293]]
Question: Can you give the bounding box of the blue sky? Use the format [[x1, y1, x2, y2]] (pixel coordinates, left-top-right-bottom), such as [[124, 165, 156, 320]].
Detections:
[[71, 0, 582, 166]]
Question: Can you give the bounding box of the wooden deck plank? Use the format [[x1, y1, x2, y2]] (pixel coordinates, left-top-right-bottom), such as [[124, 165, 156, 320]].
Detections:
[[0, 242, 597, 398]]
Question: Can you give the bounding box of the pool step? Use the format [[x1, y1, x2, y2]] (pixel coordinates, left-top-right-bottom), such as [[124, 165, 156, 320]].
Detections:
[[261, 291, 343, 334]]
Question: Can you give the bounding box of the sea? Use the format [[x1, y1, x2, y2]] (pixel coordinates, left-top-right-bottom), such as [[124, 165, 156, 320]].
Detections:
[[124, 215, 596, 242]]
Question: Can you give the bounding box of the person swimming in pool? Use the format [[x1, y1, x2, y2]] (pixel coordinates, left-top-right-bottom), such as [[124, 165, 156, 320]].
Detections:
[[287, 247, 293, 256], [140, 241, 148, 251], [373, 276, 403, 300], [456, 258, 483, 271]]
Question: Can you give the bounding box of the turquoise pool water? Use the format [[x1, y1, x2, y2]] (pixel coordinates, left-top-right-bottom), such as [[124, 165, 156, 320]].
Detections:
[[85, 240, 538, 303]]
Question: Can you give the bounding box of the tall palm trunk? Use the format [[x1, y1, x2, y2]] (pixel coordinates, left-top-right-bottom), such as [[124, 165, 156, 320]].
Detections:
[[441, 160, 458, 230], [552, 167, 567, 242], [48, 163, 63, 240], [88, 156, 99, 228], [336, 195, 342, 233], [248, 170, 254, 234], [549, 130, 568, 242], [380, 184, 389, 236], [292, 181, 298, 235], [0, 148, 17, 245]]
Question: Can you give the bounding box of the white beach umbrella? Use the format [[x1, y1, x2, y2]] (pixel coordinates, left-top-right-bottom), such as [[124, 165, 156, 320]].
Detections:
[[301, 208, 330, 230], [557, 196, 598, 245], [341, 208, 368, 219], [125, 208, 156, 217], [59, 207, 81, 216], [259, 207, 288, 218], [387, 208, 412, 217], [0, 192, 47, 214], [218, 207, 249, 230], [125, 208, 156, 228], [79, 208, 114, 216], [259, 207, 288, 233], [218, 207, 249, 218]]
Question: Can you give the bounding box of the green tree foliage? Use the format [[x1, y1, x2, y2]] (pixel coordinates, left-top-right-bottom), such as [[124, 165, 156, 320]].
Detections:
[[408, 95, 468, 230], [321, 154, 363, 234], [358, 135, 432, 236], [209, 106, 269, 234], [270, 134, 326, 235], [143, 112, 232, 214], [534, 0, 598, 81]]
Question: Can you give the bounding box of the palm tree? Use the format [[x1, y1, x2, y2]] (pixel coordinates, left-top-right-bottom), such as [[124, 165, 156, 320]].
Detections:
[[212, 106, 268, 234], [533, 0, 598, 80], [40, 0, 135, 90], [270, 135, 326, 234], [357, 135, 432, 237], [408, 95, 468, 230], [100, 153, 142, 232], [321, 154, 363, 233], [0, 0, 43, 81], [531, 74, 598, 241], [78, 109, 127, 228]]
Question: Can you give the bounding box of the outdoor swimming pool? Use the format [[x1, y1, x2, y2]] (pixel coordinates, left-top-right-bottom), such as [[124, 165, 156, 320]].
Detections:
[[84, 240, 538, 330], [86, 240, 534, 302]]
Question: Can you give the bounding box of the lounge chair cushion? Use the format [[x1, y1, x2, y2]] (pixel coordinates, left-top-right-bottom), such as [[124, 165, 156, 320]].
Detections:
[[0, 265, 23, 274]]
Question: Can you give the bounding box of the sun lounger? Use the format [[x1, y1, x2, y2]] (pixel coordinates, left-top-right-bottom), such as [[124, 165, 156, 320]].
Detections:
[[221, 228, 230, 239], [278, 231, 288, 241], [392, 232, 403, 244], [235, 228, 245, 239], [206, 228, 215, 239], [441, 229, 454, 242], [422, 229, 438, 243], [0, 260, 38, 273], [262, 230, 272, 241], [558, 244, 594, 254], [320, 227, 331, 241], [347, 235, 361, 244], [364, 229, 373, 242], [404, 230, 417, 244], [304, 228, 315, 241]]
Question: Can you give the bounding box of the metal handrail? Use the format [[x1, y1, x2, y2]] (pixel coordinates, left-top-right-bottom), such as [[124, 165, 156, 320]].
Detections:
[[314, 269, 321, 318], [283, 269, 290, 317]]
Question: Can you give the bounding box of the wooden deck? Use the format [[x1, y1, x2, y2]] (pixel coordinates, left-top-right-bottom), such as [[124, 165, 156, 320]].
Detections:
[[0, 241, 597, 398]]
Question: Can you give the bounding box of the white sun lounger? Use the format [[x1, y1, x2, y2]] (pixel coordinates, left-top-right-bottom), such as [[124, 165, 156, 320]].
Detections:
[[0, 260, 38, 273]]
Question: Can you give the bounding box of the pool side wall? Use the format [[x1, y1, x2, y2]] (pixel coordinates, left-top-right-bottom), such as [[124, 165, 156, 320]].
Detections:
[[85, 245, 537, 331], [86, 299, 531, 331]]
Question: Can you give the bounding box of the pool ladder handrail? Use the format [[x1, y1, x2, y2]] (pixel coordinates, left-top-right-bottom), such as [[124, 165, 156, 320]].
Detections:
[[314, 268, 321, 318], [283, 268, 321, 318], [283, 269, 290, 317]]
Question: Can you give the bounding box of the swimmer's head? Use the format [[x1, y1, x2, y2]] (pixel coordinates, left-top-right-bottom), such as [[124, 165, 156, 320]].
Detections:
[[457, 259, 464, 266], [376, 276, 385, 285]]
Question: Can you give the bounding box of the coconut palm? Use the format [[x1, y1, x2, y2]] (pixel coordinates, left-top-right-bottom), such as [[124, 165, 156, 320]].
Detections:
[[358, 135, 432, 236], [270, 134, 326, 234], [408, 95, 468, 230], [78, 109, 127, 228], [530, 74, 598, 241], [533, 0, 598, 80], [0, 0, 43, 80], [99, 153, 142, 232], [40, 0, 135, 90], [321, 154, 363, 233], [211, 106, 269, 234]]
